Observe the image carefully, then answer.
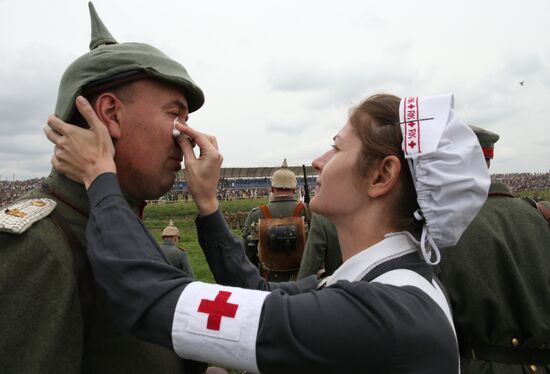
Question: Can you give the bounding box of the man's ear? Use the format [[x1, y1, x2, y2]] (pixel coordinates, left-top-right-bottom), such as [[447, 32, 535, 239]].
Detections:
[[93, 93, 123, 140], [367, 155, 402, 198]]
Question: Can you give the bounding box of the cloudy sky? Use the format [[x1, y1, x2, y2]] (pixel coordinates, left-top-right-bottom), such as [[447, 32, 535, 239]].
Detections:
[[1, 0, 549, 180]]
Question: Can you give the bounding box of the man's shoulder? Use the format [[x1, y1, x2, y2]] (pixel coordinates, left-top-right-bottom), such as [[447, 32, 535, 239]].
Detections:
[[246, 206, 262, 219], [1, 197, 56, 235], [0, 214, 75, 274], [268, 198, 303, 216], [160, 243, 185, 254], [484, 193, 541, 217]]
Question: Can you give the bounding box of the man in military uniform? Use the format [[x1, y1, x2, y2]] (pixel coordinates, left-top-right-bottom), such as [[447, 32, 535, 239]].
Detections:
[[242, 159, 307, 282], [437, 126, 550, 373], [0, 3, 204, 373], [160, 219, 195, 277], [297, 212, 342, 279]]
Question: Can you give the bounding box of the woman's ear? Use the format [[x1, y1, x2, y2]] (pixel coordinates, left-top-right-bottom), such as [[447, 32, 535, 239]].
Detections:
[[367, 155, 402, 198], [93, 93, 123, 140]]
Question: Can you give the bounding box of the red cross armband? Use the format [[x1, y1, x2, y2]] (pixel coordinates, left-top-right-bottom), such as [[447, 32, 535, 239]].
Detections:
[[172, 282, 269, 372]]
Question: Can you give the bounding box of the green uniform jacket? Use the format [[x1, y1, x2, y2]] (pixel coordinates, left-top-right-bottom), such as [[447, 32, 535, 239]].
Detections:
[[242, 195, 306, 282], [297, 213, 342, 279], [438, 182, 550, 374], [0, 170, 189, 373], [160, 239, 195, 278]]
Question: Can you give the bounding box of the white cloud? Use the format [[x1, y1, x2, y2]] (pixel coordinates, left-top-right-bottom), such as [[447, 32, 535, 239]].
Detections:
[[0, 0, 549, 180]]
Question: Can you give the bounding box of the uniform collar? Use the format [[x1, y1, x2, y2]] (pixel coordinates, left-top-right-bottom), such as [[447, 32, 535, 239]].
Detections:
[[43, 168, 90, 216], [44, 168, 145, 218], [270, 195, 297, 203], [124, 191, 147, 218], [488, 182, 512, 195], [323, 232, 419, 287]]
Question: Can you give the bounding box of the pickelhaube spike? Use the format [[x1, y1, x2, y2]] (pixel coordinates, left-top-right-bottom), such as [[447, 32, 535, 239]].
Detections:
[[88, 2, 118, 50], [168, 219, 175, 226], [55, 2, 204, 121], [281, 159, 288, 168]]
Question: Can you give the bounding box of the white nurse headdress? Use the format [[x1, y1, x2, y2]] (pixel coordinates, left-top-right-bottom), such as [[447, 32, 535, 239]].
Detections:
[[399, 94, 490, 265]]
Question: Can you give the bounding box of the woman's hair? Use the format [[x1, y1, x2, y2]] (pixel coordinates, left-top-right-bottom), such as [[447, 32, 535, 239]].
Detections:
[[349, 93, 422, 235]]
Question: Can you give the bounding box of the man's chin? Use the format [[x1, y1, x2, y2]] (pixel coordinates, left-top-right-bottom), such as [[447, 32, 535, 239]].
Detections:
[[157, 174, 177, 197]]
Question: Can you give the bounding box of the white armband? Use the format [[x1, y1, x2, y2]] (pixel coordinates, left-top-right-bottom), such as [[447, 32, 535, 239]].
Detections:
[[172, 282, 269, 373]]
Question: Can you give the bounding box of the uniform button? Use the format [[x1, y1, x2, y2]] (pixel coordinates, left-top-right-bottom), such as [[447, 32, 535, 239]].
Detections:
[[512, 338, 520, 346], [529, 364, 537, 372]]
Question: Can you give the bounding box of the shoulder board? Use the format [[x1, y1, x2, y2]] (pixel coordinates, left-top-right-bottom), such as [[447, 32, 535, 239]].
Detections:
[[0, 198, 56, 234], [177, 246, 187, 252]]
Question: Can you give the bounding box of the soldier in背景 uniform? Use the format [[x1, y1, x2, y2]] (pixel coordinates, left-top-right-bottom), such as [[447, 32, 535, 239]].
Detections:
[[0, 3, 204, 373], [242, 160, 308, 282], [297, 213, 342, 279], [438, 126, 550, 373], [160, 219, 195, 277]]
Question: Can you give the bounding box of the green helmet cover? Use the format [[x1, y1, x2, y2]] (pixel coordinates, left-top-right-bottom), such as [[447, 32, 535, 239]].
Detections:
[[55, 2, 204, 121]]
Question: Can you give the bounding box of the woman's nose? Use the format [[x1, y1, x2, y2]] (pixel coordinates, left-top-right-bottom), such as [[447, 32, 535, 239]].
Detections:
[[312, 149, 331, 173]]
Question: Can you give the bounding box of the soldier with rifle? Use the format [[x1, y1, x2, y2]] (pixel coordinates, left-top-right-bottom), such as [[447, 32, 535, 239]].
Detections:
[[297, 165, 343, 279], [241, 159, 308, 282]]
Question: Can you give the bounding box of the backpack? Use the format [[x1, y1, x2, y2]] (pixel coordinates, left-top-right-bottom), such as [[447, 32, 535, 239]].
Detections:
[[257, 202, 307, 274]]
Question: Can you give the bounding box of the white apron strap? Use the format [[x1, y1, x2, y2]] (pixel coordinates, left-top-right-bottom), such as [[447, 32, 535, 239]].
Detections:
[[372, 269, 460, 373], [372, 269, 455, 335]]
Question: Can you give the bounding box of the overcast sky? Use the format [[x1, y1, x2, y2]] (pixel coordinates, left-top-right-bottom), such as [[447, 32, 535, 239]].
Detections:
[[1, 0, 549, 180]]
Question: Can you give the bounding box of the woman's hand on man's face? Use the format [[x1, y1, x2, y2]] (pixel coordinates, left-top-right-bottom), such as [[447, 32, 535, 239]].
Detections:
[[175, 123, 223, 216], [44, 96, 116, 189]]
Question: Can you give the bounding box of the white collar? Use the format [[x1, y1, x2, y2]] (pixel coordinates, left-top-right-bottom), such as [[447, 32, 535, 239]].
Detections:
[[322, 232, 419, 288]]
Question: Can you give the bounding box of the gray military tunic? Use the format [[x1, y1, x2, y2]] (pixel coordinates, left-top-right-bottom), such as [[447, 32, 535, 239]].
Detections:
[[438, 182, 550, 373], [0, 170, 191, 373], [85, 173, 459, 373], [160, 239, 195, 278], [297, 213, 342, 279]]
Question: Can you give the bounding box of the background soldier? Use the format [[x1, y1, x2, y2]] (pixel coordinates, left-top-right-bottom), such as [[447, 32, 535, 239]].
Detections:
[[0, 3, 204, 373], [437, 125, 550, 374], [242, 159, 307, 282], [297, 213, 342, 279], [160, 219, 195, 277]]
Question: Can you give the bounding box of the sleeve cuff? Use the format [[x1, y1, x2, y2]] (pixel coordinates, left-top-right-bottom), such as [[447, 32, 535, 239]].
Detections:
[[87, 172, 124, 207], [195, 209, 232, 241]]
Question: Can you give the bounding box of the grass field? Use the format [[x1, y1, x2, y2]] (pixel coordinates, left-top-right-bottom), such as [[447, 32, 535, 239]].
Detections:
[[143, 188, 550, 283], [143, 197, 268, 283], [517, 188, 550, 201]]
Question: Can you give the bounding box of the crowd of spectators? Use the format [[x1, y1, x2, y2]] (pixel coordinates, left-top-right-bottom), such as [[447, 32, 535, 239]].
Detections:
[[0, 178, 44, 207], [217, 187, 270, 201], [2, 173, 549, 207], [491, 172, 550, 193]]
